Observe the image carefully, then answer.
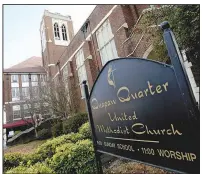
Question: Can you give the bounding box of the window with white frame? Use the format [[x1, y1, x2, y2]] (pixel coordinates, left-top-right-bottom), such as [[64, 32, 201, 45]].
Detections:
[[23, 104, 31, 118], [31, 75, 38, 81], [13, 105, 21, 119], [32, 86, 39, 97], [12, 87, 20, 100], [34, 103, 40, 108], [21, 74, 29, 82], [76, 49, 88, 98], [61, 24, 68, 41], [96, 19, 118, 65], [40, 74, 45, 82], [54, 23, 60, 40], [22, 87, 30, 99], [11, 75, 18, 83]]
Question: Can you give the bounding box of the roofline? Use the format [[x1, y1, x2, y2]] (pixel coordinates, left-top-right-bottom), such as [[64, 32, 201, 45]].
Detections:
[[3, 72, 47, 74]]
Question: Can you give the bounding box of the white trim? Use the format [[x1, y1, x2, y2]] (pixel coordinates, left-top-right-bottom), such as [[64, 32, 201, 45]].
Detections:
[[53, 5, 118, 80], [44, 10, 71, 21], [24, 116, 32, 119], [4, 72, 46, 75], [116, 22, 128, 33], [86, 5, 117, 40], [53, 41, 85, 79], [143, 44, 154, 58], [127, 33, 145, 57], [13, 117, 22, 120]]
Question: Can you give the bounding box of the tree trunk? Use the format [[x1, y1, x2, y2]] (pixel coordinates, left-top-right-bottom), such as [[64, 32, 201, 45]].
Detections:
[[34, 126, 38, 138]]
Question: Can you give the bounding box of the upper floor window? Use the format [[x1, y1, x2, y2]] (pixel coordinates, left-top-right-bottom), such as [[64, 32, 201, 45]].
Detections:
[[32, 86, 39, 98], [40, 74, 46, 82], [61, 24, 68, 41], [11, 75, 18, 83], [21, 75, 29, 82], [31, 75, 38, 82], [76, 49, 88, 99], [54, 23, 60, 40], [12, 87, 20, 100], [96, 19, 118, 65], [22, 87, 30, 99]]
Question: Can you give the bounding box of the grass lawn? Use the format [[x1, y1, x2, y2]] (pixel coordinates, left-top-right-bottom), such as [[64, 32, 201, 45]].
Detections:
[[4, 140, 47, 154]]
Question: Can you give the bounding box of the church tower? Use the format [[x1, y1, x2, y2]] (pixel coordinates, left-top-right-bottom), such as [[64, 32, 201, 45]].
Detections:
[[40, 10, 74, 77]]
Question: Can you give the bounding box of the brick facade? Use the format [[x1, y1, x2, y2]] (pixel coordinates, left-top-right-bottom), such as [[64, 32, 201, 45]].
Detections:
[[41, 5, 153, 112], [3, 5, 157, 127]]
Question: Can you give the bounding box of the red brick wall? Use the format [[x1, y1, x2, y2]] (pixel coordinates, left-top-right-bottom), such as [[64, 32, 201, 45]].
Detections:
[[43, 5, 151, 113]]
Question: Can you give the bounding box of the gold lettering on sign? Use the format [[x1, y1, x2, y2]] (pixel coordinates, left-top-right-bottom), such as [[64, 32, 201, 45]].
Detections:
[[108, 111, 138, 122], [157, 149, 197, 162], [91, 97, 116, 110], [117, 86, 131, 102], [96, 125, 130, 135], [117, 81, 169, 103], [147, 81, 155, 95], [131, 123, 182, 136]]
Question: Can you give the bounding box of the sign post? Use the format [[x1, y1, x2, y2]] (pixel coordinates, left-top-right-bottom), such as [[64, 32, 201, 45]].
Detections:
[[84, 21, 199, 174], [83, 80, 103, 174], [160, 21, 199, 116]]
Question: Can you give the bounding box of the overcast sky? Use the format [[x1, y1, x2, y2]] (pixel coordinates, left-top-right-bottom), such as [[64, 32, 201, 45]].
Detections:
[[3, 5, 96, 69]]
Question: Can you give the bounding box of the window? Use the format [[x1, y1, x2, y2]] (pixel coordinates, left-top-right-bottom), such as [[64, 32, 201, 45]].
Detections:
[[34, 103, 40, 108], [31, 75, 38, 81], [54, 23, 60, 39], [21, 75, 29, 82], [32, 86, 39, 97], [13, 105, 21, 119], [22, 87, 29, 99], [150, 5, 155, 8], [96, 19, 118, 65], [11, 75, 18, 83], [40, 74, 45, 82], [23, 104, 31, 118], [34, 103, 40, 114], [76, 49, 88, 98], [61, 24, 68, 41], [12, 88, 20, 100]]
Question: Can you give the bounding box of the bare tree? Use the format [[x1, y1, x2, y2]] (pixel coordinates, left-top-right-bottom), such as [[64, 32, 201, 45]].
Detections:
[[21, 86, 50, 138], [39, 76, 79, 119]]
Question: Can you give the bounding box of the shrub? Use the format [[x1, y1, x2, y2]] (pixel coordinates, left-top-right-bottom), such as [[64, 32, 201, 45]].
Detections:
[[3, 152, 44, 172], [36, 133, 84, 159], [37, 128, 52, 140], [50, 139, 96, 174], [79, 122, 92, 139], [51, 122, 63, 137], [63, 112, 88, 134], [23, 153, 43, 166], [5, 165, 28, 173], [4, 153, 24, 171], [5, 162, 55, 174]]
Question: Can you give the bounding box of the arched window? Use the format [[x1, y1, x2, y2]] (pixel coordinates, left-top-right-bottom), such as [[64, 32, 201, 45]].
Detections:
[[54, 23, 60, 39], [61, 24, 68, 41]]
